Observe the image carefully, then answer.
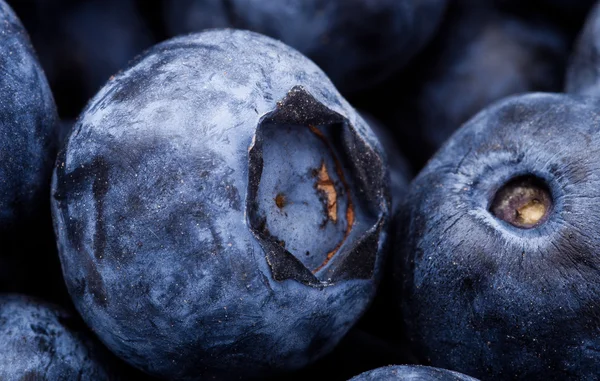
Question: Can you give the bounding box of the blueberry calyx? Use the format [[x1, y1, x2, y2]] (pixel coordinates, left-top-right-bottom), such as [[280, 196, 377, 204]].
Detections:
[[247, 86, 386, 287], [489, 175, 552, 229]]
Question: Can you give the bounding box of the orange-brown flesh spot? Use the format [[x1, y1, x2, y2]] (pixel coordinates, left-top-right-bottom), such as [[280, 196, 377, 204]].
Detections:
[[308, 125, 356, 273], [275, 193, 286, 209], [316, 162, 338, 223]]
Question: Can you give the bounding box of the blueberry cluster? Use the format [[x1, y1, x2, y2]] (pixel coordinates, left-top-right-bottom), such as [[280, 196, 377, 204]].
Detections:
[[1, 0, 600, 380]]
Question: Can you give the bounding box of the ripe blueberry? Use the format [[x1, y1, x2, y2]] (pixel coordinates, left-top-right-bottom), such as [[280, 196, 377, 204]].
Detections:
[[52, 30, 391, 380], [0, 294, 120, 380], [395, 93, 600, 380]]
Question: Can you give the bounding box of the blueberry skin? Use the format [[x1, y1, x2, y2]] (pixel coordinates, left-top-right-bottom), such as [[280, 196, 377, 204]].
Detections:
[[401, 3, 568, 157], [52, 29, 390, 380], [0, 294, 120, 380], [566, 2, 600, 97], [348, 365, 478, 381], [0, 0, 57, 230], [164, 0, 448, 93], [395, 93, 600, 380]]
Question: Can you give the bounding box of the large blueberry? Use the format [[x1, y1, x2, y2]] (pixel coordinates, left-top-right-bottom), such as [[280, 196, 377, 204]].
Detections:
[[395, 93, 600, 379], [0, 0, 56, 231], [0, 294, 120, 380], [566, 1, 600, 97], [52, 30, 390, 380], [163, 0, 448, 93], [391, 2, 568, 166], [348, 365, 478, 381]]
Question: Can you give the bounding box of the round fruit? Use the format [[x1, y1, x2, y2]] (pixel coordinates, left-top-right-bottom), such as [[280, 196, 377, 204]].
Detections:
[[52, 29, 391, 380], [396, 93, 600, 380]]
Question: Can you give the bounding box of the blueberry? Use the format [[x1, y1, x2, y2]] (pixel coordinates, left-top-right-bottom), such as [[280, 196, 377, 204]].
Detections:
[[392, 2, 568, 166], [0, 0, 70, 303], [395, 93, 600, 379], [0, 0, 56, 227], [566, 1, 600, 97], [348, 365, 478, 381], [0, 294, 120, 380], [163, 0, 448, 93], [0, 1, 56, 235], [52, 30, 391, 380]]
